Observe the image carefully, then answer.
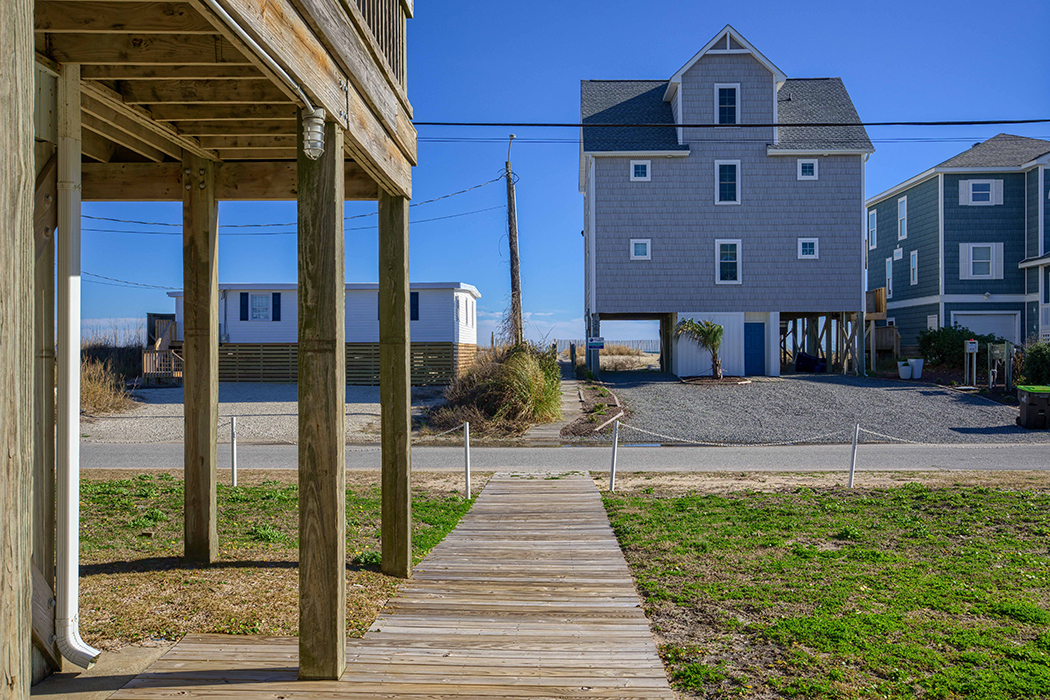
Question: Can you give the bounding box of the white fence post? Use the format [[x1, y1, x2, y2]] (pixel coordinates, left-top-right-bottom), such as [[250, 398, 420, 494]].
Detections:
[[848, 423, 859, 488], [609, 419, 619, 492], [231, 416, 238, 487], [463, 421, 471, 498]]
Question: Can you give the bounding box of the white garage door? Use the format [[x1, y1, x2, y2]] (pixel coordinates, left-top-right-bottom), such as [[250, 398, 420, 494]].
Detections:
[[951, 312, 1019, 344]]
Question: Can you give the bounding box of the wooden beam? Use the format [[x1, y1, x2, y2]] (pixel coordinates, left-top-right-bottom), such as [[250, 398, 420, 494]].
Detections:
[[83, 160, 379, 200], [121, 79, 289, 104], [30, 566, 61, 672], [34, 153, 58, 256], [79, 126, 118, 162], [1, 0, 36, 694], [148, 103, 295, 121], [82, 64, 263, 80], [82, 112, 164, 162], [216, 148, 295, 160], [182, 153, 219, 564], [81, 83, 214, 161], [378, 189, 412, 579], [182, 121, 296, 137], [45, 33, 249, 65], [297, 116, 346, 681], [198, 135, 296, 148], [35, 2, 215, 33], [343, 80, 412, 198]]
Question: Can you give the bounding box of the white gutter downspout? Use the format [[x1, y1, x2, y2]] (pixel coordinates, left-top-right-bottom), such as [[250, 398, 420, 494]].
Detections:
[[199, 0, 325, 159], [56, 64, 101, 670]]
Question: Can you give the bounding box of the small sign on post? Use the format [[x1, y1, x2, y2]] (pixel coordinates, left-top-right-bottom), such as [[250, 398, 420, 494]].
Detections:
[[587, 337, 605, 350], [963, 339, 979, 387]]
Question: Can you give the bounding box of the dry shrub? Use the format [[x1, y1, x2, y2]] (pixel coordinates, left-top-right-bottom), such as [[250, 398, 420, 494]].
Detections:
[[428, 343, 561, 436], [81, 357, 135, 414], [602, 355, 644, 372], [600, 343, 644, 356]]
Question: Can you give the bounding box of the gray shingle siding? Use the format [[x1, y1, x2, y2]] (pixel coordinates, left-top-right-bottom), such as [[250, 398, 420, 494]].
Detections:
[[592, 146, 863, 314], [1044, 168, 1050, 254], [885, 303, 938, 349], [868, 176, 939, 299], [942, 173, 1026, 296], [1027, 168, 1039, 257], [680, 53, 775, 143]]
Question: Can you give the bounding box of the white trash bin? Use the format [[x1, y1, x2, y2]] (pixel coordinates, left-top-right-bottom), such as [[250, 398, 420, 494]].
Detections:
[[897, 361, 912, 380]]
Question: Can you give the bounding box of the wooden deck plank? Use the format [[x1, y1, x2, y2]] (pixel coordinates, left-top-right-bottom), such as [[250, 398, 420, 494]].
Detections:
[[109, 474, 673, 699]]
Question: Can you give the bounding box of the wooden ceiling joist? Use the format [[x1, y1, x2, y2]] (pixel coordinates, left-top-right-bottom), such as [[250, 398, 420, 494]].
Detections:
[[82, 161, 380, 200], [120, 79, 289, 104], [173, 120, 296, 136], [197, 135, 296, 149], [46, 34, 250, 64], [80, 128, 118, 162], [216, 148, 296, 160], [35, 2, 216, 33], [146, 104, 296, 121], [81, 64, 263, 80], [81, 111, 167, 161]]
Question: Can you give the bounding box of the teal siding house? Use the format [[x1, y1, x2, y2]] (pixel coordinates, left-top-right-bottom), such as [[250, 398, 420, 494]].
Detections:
[[866, 134, 1050, 349]]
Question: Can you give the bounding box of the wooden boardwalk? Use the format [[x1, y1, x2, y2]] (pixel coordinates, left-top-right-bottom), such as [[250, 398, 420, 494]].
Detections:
[[110, 473, 674, 699]]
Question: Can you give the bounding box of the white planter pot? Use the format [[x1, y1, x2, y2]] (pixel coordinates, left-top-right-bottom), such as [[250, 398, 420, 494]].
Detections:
[[898, 361, 912, 380], [909, 359, 924, 379]]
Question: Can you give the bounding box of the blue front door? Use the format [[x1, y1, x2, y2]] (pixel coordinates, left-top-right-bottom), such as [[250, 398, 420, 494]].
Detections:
[[744, 323, 765, 376]]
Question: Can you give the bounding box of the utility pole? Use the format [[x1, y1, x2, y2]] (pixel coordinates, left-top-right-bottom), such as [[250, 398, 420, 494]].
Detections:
[[505, 134, 523, 345]]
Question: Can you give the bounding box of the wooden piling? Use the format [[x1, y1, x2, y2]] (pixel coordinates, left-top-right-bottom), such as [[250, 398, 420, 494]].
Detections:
[[296, 117, 347, 680]]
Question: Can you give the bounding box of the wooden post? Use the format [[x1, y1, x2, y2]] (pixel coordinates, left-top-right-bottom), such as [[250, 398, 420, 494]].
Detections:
[[379, 189, 412, 579], [182, 152, 219, 563], [1, 1, 35, 695], [857, 311, 866, 375], [505, 140, 523, 345], [296, 116, 346, 680], [824, 315, 832, 365]]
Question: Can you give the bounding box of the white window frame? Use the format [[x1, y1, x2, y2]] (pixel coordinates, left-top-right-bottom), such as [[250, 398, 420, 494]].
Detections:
[[897, 196, 907, 240], [886, 318, 896, 327], [249, 293, 270, 321], [910, 250, 918, 285], [868, 210, 877, 250], [629, 238, 651, 261], [714, 159, 741, 205], [964, 179, 995, 206], [885, 257, 893, 299], [713, 83, 740, 125], [629, 160, 651, 182], [797, 238, 819, 260], [797, 159, 818, 181], [715, 239, 742, 285], [969, 243, 994, 279], [927, 314, 939, 331]]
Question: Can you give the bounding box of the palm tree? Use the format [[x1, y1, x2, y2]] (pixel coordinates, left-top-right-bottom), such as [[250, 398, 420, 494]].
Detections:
[[675, 319, 725, 379]]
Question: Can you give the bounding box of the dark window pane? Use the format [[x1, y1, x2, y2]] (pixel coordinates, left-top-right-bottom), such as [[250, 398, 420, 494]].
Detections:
[[718, 164, 737, 202], [718, 88, 737, 124]]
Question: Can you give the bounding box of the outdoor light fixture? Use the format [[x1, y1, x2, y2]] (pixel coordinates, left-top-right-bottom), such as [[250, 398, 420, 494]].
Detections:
[[984, 292, 991, 299], [302, 108, 326, 161]]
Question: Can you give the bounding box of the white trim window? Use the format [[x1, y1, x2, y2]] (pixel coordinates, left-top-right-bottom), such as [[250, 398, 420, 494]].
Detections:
[[910, 250, 918, 285], [868, 210, 877, 249], [927, 314, 939, 331], [629, 238, 651, 261], [797, 159, 818, 181], [797, 238, 819, 259], [897, 196, 907, 240], [885, 257, 893, 299], [715, 160, 741, 204], [886, 318, 896, 327], [959, 179, 1003, 206], [250, 293, 270, 321], [715, 239, 741, 284], [630, 160, 651, 182], [959, 242, 1004, 280], [714, 83, 740, 125]]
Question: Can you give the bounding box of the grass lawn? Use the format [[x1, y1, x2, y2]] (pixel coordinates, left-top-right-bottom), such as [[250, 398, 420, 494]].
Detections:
[[79, 469, 485, 649], [603, 474, 1050, 699]]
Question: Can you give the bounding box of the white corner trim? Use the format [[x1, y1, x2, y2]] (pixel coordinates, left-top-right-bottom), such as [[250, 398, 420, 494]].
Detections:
[[1040, 166, 1046, 256]]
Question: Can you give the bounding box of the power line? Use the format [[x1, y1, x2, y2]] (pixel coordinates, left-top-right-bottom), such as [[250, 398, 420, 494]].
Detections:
[[415, 118, 1050, 129], [83, 272, 179, 290], [80, 175, 505, 230], [82, 205, 506, 237], [419, 135, 1050, 145]]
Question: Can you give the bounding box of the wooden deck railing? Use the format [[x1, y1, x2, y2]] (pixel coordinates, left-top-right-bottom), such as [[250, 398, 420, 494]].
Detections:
[[351, 0, 407, 89], [143, 350, 183, 383]]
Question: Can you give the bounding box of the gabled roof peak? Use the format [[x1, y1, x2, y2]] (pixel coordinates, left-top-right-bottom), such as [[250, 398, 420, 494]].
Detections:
[[664, 24, 786, 102]]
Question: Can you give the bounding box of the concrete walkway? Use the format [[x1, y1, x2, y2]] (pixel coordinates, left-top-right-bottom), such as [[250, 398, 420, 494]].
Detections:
[[107, 474, 674, 699]]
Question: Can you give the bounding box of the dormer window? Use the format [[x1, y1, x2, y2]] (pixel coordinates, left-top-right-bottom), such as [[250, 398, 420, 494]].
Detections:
[[715, 83, 740, 125]]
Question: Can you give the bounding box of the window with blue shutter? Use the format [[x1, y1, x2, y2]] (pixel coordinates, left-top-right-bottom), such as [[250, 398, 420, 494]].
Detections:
[[272, 292, 281, 321], [410, 292, 419, 321], [240, 292, 249, 321]]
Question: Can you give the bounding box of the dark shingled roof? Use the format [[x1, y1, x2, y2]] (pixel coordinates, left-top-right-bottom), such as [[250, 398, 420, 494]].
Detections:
[[936, 134, 1050, 168], [770, 78, 873, 152], [580, 77, 872, 153], [580, 80, 688, 152]]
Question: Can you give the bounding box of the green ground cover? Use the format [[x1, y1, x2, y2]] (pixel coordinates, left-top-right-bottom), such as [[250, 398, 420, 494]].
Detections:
[[604, 484, 1050, 699], [79, 470, 478, 648]]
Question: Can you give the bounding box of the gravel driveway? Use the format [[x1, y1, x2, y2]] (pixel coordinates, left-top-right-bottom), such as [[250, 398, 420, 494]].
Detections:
[[82, 383, 445, 444], [601, 372, 1050, 445]]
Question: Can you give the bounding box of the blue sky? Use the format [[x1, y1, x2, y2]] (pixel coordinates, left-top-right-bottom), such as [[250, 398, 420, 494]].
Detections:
[[83, 0, 1050, 343]]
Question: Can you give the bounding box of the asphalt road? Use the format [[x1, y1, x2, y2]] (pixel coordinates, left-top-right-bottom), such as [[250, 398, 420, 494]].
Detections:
[[82, 442, 1050, 472]]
